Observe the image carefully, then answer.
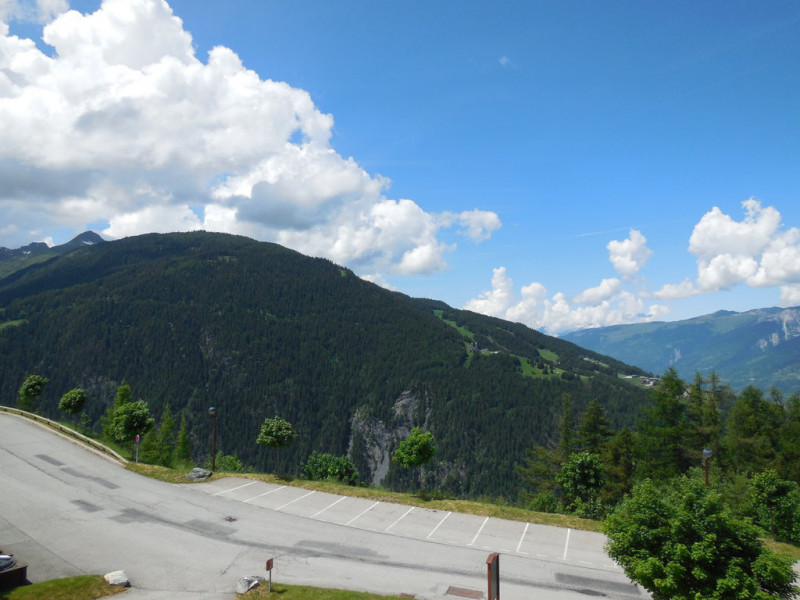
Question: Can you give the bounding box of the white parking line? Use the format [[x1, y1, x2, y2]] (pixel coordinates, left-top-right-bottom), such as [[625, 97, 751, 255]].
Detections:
[[212, 481, 257, 496], [276, 490, 315, 510], [469, 517, 489, 546], [427, 511, 451, 538], [516, 522, 530, 553], [311, 496, 346, 518], [563, 528, 571, 560], [243, 485, 286, 503], [386, 506, 415, 532], [345, 501, 380, 526]]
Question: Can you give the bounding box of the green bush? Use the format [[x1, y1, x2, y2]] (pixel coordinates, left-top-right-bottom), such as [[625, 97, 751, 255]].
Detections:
[[204, 452, 243, 473], [748, 470, 800, 544], [303, 451, 359, 485], [526, 490, 561, 513]]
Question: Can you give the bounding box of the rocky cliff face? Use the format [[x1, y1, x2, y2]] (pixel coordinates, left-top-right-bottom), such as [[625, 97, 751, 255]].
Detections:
[[349, 390, 429, 486], [755, 308, 800, 350]]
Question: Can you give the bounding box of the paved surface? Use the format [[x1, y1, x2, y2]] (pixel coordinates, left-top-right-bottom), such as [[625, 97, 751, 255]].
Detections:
[[191, 477, 619, 570], [0, 412, 644, 599]]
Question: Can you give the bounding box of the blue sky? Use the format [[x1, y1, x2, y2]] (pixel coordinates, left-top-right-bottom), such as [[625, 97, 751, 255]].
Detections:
[[2, 0, 800, 333]]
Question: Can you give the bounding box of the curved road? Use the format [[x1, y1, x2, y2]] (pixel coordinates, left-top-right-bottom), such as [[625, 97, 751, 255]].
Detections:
[[0, 413, 643, 599]]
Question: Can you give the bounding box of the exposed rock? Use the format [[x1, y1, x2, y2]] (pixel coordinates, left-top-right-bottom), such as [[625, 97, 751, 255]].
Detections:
[[236, 575, 265, 594], [186, 467, 212, 481], [104, 570, 130, 587], [349, 390, 432, 486]]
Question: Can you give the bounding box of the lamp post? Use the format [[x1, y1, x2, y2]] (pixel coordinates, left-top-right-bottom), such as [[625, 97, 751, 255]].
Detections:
[[702, 448, 713, 488], [209, 407, 217, 471]]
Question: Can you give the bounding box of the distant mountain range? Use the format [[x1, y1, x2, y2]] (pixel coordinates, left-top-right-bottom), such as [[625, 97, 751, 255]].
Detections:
[[0, 231, 105, 278], [0, 231, 649, 499], [563, 307, 800, 394]]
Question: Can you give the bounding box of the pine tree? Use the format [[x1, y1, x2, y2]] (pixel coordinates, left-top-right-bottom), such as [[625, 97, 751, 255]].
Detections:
[[175, 416, 192, 466], [638, 368, 694, 479], [578, 399, 612, 453], [156, 404, 176, 467], [601, 426, 637, 506]]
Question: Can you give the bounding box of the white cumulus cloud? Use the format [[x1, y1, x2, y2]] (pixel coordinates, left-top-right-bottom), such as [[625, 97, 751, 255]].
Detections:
[[607, 229, 651, 277], [465, 268, 665, 335], [688, 199, 800, 293], [0, 0, 499, 279]]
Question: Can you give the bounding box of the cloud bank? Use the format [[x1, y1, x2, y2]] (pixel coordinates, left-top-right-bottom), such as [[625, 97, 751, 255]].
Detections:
[[0, 0, 499, 278], [466, 200, 800, 335]]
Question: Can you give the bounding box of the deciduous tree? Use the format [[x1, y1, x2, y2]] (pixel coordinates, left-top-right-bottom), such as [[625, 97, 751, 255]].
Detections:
[[256, 416, 297, 449], [58, 388, 86, 422], [393, 426, 436, 491], [108, 400, 155, 446], [18, 374, 48, 413]]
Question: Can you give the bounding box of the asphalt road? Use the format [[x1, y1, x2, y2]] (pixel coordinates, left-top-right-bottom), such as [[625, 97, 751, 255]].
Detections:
[[0, 413, 645, 599]]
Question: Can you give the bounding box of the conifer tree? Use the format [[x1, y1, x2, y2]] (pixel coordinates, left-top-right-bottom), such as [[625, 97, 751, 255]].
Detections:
[[175, 416, 192, 466], [578, 399, 612, 453], [638, 368, 693, 479]]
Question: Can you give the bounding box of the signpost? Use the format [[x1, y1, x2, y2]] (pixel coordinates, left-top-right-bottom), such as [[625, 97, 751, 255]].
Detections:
[[486, 553, 499, 600], [265, 558, 274, 592], [134, 434, 140, 463]]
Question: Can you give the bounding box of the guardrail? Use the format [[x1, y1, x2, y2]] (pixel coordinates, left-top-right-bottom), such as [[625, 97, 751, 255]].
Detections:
[[0, 405, 128, 464]]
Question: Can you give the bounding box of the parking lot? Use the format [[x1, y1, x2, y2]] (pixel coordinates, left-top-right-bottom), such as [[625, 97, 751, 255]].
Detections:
[[190, 478, 620, 571]]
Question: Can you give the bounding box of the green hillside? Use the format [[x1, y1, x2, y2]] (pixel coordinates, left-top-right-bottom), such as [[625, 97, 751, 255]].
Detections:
[[0, 231, 650, 499], [563, 308, 800, 394]]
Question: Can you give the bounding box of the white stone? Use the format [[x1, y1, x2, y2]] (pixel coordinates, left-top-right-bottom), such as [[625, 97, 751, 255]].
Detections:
[[104, 570, 130, 587], [236, 575, 265, 594]]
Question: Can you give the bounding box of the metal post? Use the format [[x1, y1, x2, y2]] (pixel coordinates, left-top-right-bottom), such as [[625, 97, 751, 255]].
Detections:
[[265, 558, 273, 593], [486, 553, 499, 600], [209, 407, 217, 471]]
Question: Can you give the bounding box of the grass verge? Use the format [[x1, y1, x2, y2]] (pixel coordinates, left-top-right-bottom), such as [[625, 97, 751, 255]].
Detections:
[[0, 575, 125, 600], [127, 463, 602, 532], [763, 539, 800, 562], [240, 583, 412, 599]]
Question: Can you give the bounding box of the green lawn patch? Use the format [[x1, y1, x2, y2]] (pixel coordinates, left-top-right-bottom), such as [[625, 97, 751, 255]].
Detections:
[[433, 310, 474, 339], [537, 348, 558, 362], [0, 575, 125, 600]]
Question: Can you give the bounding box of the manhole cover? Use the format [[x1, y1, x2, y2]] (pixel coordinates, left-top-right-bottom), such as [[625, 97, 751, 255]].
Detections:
[[445, 586, 482, 599]]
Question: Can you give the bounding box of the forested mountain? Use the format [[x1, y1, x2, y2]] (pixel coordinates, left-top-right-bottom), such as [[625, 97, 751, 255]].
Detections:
[[562, 308, 800, 394], [0, 231, 105, 279], [0, 231, 650, 499]]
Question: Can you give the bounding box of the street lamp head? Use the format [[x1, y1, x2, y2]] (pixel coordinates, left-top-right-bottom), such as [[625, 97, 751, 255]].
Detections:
[[702, 448, 713, 460], [208, 407, 216, 416]]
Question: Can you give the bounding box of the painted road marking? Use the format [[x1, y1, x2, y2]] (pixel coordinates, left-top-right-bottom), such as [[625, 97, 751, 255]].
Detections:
[[276, 490, 315, 510], [243, 485, 285, 503], [311, 496, 346, 518], [345, 501, 380, 526], [213, 480, 257, 496], [469, 517, 489, 546], [563, 528, 571, 560], [427, 511, 451, 538], [516, 522, 530, 554], [386, 506, 415, 532]]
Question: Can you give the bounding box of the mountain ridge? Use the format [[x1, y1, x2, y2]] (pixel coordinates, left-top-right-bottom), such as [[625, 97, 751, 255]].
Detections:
[[563, 306, 800, 393], [0, 231, 649, 499], [0, 231, 106, 279]]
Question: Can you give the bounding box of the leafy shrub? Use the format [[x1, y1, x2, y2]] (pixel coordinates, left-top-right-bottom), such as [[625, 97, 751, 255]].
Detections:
[[204, 452, 243, 473], [527, 490, 561, 513], [748, 469, 800, 544], [302, 451, 359, 485]]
